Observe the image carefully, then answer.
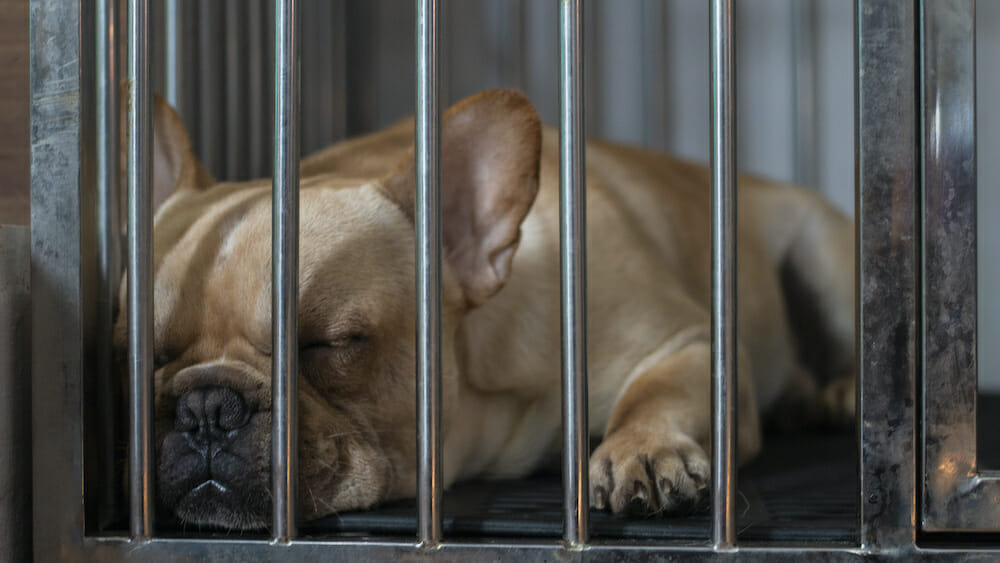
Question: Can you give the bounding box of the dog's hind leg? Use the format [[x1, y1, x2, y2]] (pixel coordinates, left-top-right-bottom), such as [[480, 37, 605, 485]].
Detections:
[[766, 364, 853, 430], [778, 189, 856, 424]]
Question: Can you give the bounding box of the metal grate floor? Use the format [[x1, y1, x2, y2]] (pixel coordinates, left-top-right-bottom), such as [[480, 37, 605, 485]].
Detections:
[[302, 429, 858, 543], [154, 396, 1000, 543]]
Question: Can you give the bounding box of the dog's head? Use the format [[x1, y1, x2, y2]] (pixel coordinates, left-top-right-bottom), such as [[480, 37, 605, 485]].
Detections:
[[112, 90, 542, 529]]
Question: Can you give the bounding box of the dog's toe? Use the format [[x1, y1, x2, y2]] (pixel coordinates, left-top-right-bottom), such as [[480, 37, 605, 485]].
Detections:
[[609, 457, 653, 513], [589, 431, 710, 516], [650, 444, 709, 512]]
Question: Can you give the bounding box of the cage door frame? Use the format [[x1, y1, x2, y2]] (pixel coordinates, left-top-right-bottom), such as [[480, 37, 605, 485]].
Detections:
[[919, 0, 1000, 533]]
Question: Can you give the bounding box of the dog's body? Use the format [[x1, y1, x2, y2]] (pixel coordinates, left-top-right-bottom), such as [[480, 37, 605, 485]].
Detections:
[[117, 90, 854, 528]]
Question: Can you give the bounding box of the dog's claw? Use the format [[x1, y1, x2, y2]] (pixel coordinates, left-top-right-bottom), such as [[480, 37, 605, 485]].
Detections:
[[593, 486, 608, 510], [589, 431, 710, 516], [692, 474, 706, 492], [659, 478, 674, 496], [632, 481, 648, 503]]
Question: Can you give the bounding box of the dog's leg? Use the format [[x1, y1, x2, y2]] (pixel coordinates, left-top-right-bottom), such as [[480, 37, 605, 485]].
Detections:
[[590, 336, 760, 514], [782, 191, 856, 425], [766, 364, 851, 430]]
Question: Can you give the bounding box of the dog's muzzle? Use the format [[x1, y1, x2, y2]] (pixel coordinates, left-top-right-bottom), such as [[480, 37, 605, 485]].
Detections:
[[158, 384, 272, 529]]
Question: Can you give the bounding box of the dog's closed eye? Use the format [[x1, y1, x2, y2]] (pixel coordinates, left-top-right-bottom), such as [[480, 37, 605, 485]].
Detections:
[[301, 331, 369, 351], [330, 332, 370, 348], [299, 332, 373, 396], [300, 332, 371, 374]]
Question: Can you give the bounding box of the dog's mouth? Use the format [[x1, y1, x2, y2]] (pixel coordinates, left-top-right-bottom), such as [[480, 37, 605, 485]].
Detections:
[[171, 478, 269, 530], [158, 429, 273, 530]]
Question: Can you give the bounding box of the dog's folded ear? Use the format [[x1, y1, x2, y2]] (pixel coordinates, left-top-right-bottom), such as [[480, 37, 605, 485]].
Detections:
[[380, 89, 543, 307], [120, 90, 214, 213]]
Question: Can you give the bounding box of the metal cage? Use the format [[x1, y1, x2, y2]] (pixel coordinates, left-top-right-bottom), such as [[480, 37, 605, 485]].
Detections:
[[17, 0, 993, 560]]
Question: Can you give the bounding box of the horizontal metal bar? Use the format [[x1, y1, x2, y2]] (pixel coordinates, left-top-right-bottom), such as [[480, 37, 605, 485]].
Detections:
[[271, 0, 300, 543], [67, 535, 1000, 562], [710, 0, 737, 550], [127, 0, 155, 540], [55, 534, 1000, 562], [559, 0, 588, 548], [78, 536, 877, 562], [415, 0, 443, 547]]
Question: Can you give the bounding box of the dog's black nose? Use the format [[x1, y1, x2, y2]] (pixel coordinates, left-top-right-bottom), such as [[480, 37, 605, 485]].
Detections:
[[175, 386, 251, 442]]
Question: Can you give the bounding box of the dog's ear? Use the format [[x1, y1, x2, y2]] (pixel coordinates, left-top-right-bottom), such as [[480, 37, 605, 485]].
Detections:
[[120, 91, 214, 212], [151, 95, 214, 207], [381, 90, 543, 307]]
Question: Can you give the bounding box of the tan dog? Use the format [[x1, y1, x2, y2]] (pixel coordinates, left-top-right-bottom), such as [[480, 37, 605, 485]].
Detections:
[[114, 89, 854, 529]]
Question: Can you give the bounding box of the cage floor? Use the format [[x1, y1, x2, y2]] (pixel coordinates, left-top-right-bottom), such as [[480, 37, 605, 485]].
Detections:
[[302, 429, 859, 544], [153, 396, 1000, 543]]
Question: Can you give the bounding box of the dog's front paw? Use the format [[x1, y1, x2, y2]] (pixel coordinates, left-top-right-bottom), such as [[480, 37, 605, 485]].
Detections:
[[589, 431, 710, 515]]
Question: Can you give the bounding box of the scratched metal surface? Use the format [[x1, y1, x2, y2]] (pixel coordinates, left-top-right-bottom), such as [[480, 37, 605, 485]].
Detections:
[[919, 0, 1000, 533]]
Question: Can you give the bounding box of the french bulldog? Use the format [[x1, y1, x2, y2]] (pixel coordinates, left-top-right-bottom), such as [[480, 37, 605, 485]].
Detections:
[[114, 89, 854, 530]]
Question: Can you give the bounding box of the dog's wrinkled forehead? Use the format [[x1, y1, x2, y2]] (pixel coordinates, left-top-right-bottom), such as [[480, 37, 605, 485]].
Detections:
[[150, 181, 415, 352]]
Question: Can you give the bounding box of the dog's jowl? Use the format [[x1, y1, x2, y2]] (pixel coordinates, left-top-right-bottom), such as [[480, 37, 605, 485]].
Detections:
[[112, 89, 854, 529]]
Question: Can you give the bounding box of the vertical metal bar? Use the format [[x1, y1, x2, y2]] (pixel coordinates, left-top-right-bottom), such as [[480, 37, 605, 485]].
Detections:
[[127, 0, 154, 540], [710, 0, 737, 550], [792, 0, 818, 187], [921, 0, 987, 532], [856, 0, 918, 551], [559, 0, 589, 547], [31, 0, 96, 555], [95, 0, 122, 530], [415, 0, 442, 547], [271, 0, 300, 543], [164, 0, 181, 110]]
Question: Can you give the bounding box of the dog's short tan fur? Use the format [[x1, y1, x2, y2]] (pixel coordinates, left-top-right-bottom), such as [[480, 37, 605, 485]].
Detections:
[[115, 90, 854, 528]]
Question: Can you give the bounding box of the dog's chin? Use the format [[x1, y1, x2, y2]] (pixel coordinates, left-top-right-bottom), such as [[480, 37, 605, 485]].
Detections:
[[173, 480, 269, 531]]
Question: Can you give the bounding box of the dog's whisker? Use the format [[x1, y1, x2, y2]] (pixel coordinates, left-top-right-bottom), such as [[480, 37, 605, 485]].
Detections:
[[311, 457, 336, 472], [308, 485, 319, 515]]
